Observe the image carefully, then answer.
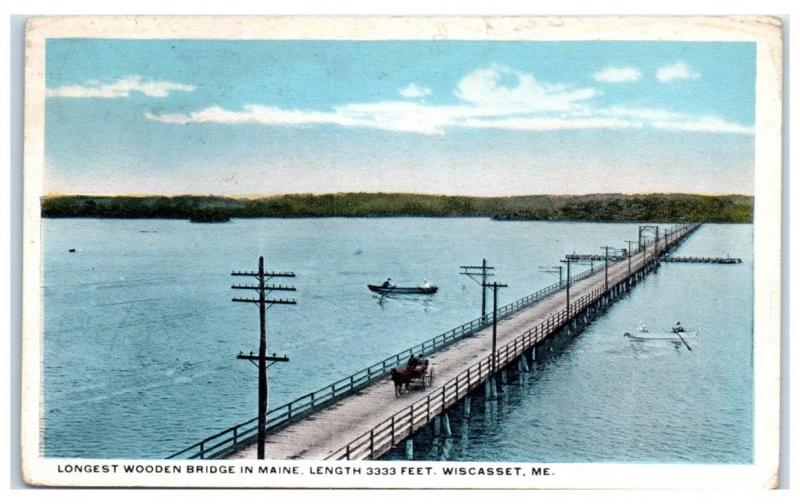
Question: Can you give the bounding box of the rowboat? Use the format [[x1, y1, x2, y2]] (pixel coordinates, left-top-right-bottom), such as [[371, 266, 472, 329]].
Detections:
[[624, 330, 698, 341], [367, 284, 438, 295]]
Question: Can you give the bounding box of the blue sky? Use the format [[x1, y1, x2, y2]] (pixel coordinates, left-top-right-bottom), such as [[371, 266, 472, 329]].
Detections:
[[44, 39, 756, 196]]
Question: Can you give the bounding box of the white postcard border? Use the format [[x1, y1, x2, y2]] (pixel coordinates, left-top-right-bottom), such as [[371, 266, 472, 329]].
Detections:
[[21, 15, 783, 489]]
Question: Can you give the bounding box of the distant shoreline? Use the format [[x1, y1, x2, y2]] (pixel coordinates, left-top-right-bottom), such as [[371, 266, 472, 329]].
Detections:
[[40, 192, 754, 223]]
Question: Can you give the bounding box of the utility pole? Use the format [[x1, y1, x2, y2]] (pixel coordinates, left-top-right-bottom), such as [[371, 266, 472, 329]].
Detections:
[[638, 225, 659, 252], [485, 281, 508, 375], [231, 256, 296, 460], [643, 238, 649, 267], [560, 257, 578, 319], [600, 246, 626, 289], [624, 240, 637, 279], [460, 259, 495, 322], [539, 265, 563, 287]]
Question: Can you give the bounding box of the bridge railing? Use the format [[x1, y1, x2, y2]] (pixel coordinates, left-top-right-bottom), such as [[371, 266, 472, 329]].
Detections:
[[327, 224, 697, 461], [327, 287, 604, 461], [167, 263, 596, 459], [169, 224, 696, 460]]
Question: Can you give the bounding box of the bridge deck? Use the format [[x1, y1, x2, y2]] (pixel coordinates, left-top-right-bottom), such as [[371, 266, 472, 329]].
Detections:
[[227, 228, 692, 460]]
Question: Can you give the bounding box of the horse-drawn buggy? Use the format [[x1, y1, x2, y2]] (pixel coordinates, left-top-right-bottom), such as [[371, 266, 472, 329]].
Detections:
[[390, 358, 435, 396]]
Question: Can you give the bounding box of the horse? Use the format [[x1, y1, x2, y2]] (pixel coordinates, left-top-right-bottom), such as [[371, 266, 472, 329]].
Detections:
[[390, 360, 429, 397], [390, 368, 413, 396]]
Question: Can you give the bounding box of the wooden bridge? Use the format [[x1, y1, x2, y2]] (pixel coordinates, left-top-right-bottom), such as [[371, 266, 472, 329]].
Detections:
[[661, 255, 742, 264], [169, 223, 700, 461], [565, 252, 626, 262]]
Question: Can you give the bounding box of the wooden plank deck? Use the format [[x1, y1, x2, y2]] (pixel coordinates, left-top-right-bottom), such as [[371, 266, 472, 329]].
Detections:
[[227, 227, 694, 460]]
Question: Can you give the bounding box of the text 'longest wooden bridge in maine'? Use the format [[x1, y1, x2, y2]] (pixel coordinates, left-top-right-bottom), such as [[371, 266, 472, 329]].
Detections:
[[168, 223, 711, 461]]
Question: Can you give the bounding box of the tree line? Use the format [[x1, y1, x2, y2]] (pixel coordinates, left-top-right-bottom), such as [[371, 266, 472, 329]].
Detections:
[[40, 192, 753, 223]]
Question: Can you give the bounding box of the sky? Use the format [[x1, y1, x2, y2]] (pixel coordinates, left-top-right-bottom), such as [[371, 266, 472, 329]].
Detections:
[[44, 39, 756, 196]]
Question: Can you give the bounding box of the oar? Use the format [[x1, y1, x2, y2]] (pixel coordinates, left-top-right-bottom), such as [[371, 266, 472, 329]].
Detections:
[[674, 330, 692, 351], [379, 284, 397, 300]]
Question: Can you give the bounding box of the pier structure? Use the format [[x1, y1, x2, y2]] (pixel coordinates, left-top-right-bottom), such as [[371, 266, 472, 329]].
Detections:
[[170, 223, 699, 461]]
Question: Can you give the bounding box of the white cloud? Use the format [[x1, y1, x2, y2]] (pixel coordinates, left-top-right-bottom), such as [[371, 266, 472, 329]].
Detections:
[[146, 67, 599, 135], [145, 64, 750, 136], [399, 83, 432, 99], [47, 75, 196, 98], [597, 106, 753, 134], [146, 102, 447, 135], [656, 62, 700, 82], [455, 64, 597, 112], [463, 117, 642, 131], [593, 66, 642, 83], [650, 116, 754, 135]]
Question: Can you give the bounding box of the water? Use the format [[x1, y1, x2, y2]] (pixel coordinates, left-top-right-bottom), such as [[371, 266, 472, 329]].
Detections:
[[41, 219, 752, 461], [385, 224, 753, 463]]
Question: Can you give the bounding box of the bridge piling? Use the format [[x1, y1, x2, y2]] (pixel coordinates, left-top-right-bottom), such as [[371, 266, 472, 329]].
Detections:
[[485, 377, 497, 401]]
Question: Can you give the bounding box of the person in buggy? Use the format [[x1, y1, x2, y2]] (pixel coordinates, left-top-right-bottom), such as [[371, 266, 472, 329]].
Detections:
[[406, 353, 423, 368]]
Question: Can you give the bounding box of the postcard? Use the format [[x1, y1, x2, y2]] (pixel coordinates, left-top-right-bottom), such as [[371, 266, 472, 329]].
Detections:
[[21, 15, 782, 488]]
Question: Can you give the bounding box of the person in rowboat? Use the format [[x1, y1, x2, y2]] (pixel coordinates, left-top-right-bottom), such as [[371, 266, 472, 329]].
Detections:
[[672, 321, 685, 333], [381, 278, 393, 289]]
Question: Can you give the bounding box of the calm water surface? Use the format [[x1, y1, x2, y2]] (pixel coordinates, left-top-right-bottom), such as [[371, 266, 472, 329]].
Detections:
[[41, 219, 752, 461], [385, 223, 753, 463]]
